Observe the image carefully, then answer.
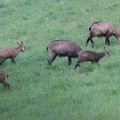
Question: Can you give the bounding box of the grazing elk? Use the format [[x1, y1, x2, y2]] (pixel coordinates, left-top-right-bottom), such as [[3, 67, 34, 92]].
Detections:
[[86, 21, 120, 47], [47, 40, 82, 65], [0, 41, 25, 65], [0, 71, 10, 89], [74, 47, 110, 69]]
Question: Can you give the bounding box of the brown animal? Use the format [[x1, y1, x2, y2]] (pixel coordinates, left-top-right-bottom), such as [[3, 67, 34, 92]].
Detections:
[[0, 71, 10, 89], [75, 47, 110, 69], [86, 21, 120, 47], [0, 41, 25, 65], [47, 40, 82, 65]]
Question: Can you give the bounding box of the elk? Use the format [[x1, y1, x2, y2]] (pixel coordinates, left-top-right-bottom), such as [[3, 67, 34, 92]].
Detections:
[[47, 40, 82, 65], [0, 71, 10, 89], [74, 47, 110, 69], [0, 41, 25, 65], [86, 21, 120, 47]]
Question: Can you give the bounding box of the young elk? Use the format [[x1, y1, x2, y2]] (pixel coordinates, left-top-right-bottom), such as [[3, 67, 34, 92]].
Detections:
[[47, 40, 82, 65], [0, 41, 25, 65], [74, 47, 110, 70], [86, 21, 120, 47], [0, 72, 10, 89]]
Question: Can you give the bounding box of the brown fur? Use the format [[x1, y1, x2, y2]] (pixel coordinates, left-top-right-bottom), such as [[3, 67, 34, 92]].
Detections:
[[86, 22, 120, 47], [0, 41, 25, 65], [47, 40, 82, 65], [75, 48, 110, 69], [0, 71, 10, 89]]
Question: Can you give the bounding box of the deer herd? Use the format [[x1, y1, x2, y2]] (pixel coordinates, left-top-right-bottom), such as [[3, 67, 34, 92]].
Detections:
[[0, 21, 120, 89]]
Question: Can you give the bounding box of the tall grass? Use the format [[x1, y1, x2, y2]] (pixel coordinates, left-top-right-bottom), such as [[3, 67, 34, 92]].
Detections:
[[0, 0, 120, 120]]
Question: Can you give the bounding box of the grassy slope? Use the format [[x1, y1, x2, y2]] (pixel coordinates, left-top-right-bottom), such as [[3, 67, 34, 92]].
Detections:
[[0, 0, 120, 120]]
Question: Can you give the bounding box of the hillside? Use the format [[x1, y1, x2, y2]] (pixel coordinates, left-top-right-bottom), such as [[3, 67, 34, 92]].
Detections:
[[0, 0, 120, 120]]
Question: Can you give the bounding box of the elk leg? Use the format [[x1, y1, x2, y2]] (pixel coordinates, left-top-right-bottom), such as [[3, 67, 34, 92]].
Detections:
[[86, 36, 93, 47], [74, 61, 81, 70], [105, 34, 110, 46], [86, 37, 90, 46], [96, 61, 100, 67], [86, 38, 94, 47], [105, 39, 107, 45], [68, 57, 72, 65], [1, 81, 10, 89], [86, 33, 94, 47], [105, 38, 110, 46], [90, 39, 94, 47], [107, 39, 110, 45], [48, 52, 56, 65], [11, 58, 16, 64], [6, 83, 10, 89]]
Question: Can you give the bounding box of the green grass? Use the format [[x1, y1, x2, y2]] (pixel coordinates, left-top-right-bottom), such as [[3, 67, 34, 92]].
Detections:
[[0, 0, 120, 120]]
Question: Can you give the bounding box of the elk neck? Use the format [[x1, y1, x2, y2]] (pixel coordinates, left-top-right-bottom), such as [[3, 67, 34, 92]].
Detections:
[[16, 47, 22, 53], [97, 52, 105, 59]]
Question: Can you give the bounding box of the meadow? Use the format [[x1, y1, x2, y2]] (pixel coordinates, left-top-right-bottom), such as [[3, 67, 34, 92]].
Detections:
[[0, 0, 120, 120]]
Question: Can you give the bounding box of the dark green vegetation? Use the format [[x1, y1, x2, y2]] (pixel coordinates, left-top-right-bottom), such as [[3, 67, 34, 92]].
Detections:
[[0, 0, 120, 120]]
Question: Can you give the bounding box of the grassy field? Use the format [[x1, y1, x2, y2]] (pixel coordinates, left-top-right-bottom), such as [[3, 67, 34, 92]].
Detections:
[[0, 0, 120, 120]]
